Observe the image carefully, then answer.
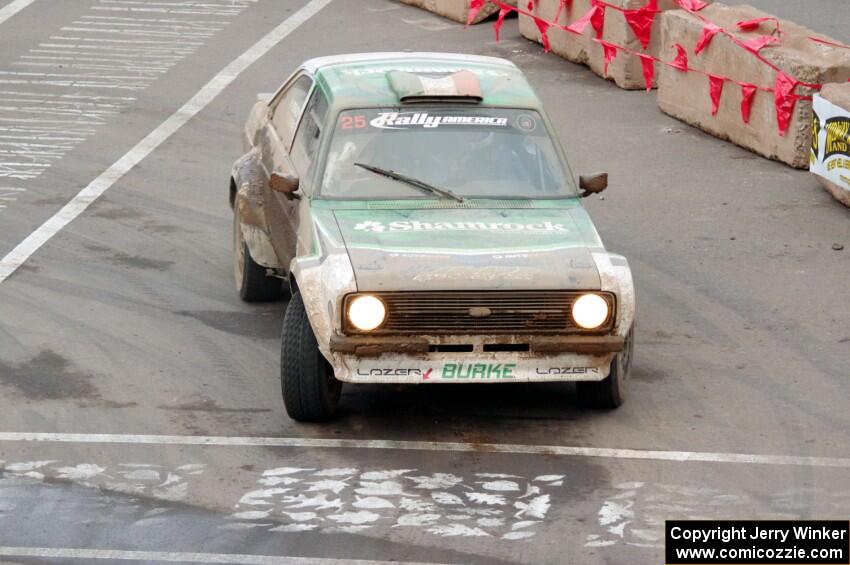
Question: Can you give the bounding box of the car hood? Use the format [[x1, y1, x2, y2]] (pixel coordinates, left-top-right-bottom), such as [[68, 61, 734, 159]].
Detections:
[[331, 204, 602, 292]]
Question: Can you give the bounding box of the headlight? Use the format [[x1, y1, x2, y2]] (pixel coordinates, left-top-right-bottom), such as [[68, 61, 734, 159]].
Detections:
[[347, 295, 387, 331], [571, 293, 610, 330]]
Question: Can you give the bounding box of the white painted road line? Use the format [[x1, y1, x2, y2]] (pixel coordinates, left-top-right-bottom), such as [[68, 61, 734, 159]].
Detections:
[[0, 0, 36, 26], [0, 546, 446, 565], [0, 432, 848, 468], [0, 0, 333, 283]]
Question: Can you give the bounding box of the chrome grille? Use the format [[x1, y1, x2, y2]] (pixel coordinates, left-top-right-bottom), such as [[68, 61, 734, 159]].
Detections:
[[344, 291, 614, 335]]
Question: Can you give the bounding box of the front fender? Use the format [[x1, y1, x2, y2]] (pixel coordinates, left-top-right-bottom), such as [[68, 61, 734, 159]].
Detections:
[[592, 252, 636, 337], [231, 149, 280, 269], [290, 253, 357, 359]]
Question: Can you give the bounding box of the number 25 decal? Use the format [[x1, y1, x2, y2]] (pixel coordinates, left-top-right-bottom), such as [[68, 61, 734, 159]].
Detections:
[[340, 115, 367, 129]]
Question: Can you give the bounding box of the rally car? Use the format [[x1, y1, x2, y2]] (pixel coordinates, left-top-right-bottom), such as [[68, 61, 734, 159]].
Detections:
[[229, 53, 635, 422]]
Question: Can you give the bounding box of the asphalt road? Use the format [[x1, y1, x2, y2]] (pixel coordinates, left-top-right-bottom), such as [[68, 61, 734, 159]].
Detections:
[[0, 1, 848, 564]]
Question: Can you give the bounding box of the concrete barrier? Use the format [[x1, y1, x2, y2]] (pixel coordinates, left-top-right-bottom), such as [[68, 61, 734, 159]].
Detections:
[[398, 0, 515, 25], [812, 84, 850, 207], [658, 4, 850, 169], [519, 0, 695, 90]]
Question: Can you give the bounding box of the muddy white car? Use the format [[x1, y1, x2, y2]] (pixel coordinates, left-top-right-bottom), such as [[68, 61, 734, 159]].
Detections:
[[229, 53, 635, 422]]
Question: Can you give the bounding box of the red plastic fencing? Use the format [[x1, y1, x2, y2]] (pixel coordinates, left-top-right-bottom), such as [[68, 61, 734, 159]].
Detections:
[[467, 0, 850, 135]]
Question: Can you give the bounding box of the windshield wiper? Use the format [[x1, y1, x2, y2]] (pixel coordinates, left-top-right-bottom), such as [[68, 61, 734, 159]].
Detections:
[[354, 162, 464, 203]]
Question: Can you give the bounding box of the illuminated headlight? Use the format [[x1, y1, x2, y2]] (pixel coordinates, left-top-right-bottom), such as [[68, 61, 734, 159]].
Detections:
[[347, 295, 387, 331], [571, 293, 610, 330]]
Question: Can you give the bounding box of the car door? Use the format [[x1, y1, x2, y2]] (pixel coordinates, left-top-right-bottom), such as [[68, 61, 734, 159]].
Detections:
[[262, 72, 313, 275]]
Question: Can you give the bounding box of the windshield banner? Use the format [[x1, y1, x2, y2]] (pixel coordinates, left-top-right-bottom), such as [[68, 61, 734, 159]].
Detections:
[[369, 111, 509, 130]]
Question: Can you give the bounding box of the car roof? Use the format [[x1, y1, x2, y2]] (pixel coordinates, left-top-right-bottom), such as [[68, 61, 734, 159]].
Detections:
[[302, 52, 542, 111]]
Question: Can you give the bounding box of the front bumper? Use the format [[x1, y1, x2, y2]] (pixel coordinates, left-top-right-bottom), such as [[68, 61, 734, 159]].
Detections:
[[328, 335, 623, 384], [330, 335, 624, 356]]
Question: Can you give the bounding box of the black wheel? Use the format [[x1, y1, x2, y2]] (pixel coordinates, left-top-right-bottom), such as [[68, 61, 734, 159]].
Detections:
[[578, 328, 634, 409], [281, 292, 342, 422], [233, 206, 282, 302]]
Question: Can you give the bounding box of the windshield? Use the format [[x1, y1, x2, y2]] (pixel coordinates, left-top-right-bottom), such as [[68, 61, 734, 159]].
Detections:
[[319, 107, 575, 199]]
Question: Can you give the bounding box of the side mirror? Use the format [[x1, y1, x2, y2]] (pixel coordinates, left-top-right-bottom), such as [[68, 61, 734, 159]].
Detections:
[[579, 173, 608, 198], [256, 92, 273, 104], [269, 169, 300, 199]]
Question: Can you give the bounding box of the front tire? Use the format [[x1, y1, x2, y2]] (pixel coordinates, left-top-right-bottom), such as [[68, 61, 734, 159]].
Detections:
[[281, 292, 342, 422], [577, 328, 634, 409], [233, 206, 282, 302]]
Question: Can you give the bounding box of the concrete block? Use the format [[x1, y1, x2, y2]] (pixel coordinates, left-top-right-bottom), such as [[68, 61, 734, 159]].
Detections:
[[519, 0, 694, 90], [820, 176, 850, 208], [814, 83, 850, 207], [398, 0, 516, 25], [657, 4, 850, 169], [519, 0, 588, 69]]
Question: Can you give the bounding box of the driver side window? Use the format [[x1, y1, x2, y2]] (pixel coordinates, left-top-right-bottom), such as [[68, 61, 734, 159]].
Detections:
[[271, 74, 312, 151], [291, 88, 329, 177]]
